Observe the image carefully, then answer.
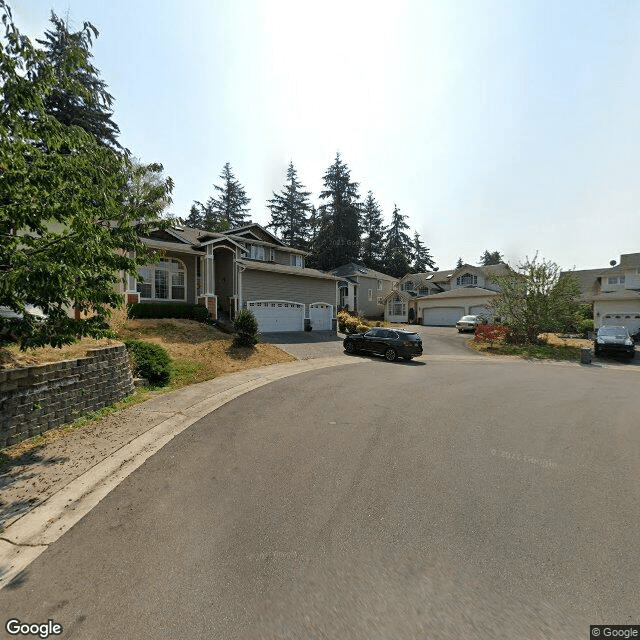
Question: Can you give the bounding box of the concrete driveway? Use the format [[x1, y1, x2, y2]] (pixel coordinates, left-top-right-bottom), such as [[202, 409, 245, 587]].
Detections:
[[264, 325, 480, 360]]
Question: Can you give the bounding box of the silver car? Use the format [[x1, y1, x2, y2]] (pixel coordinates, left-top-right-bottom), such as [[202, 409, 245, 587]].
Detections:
[[456, 314, 487, 333]]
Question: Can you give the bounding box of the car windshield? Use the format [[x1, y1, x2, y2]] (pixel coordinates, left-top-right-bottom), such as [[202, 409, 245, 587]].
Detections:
[[459, 316, 476, 322], [598, 326, 629, 338]]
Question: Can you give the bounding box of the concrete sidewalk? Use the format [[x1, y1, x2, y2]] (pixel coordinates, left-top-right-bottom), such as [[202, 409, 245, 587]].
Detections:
[[0, 355, 357, 589]]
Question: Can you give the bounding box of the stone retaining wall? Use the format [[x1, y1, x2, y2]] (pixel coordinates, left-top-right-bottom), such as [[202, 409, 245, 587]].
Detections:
[[0, 345, 134, 448]]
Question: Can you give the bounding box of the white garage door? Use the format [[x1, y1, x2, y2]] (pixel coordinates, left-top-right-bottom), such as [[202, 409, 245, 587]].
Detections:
[[423, 306, 465, 326], [247, 301, 305, 332], [309, 302, 333, 330], [469, 305, 491, 320], [602, 313, 640, 334]]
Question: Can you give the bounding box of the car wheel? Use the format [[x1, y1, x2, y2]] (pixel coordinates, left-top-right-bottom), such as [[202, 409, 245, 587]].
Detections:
[[384, 348, 397, 362], [457, 329, 462, 333], [344, 341, 356, 354]]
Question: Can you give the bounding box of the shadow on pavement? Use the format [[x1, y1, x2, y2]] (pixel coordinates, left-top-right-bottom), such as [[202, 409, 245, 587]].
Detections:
[[262, 331, 342, 345], [342, 352, 427, 366]]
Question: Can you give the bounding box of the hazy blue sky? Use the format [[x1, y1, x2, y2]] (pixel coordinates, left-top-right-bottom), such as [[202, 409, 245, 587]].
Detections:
[[15, 0, 640, 270]]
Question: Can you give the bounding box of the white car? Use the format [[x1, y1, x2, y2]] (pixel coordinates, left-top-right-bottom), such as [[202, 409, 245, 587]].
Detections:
[[0, 304, 47, 320], [455, 315, 488, 333]]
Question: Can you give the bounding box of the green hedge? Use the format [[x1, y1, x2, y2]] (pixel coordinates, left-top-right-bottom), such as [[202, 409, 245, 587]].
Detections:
[[124, 339, 172, 386], [128, 302, 208, 322]]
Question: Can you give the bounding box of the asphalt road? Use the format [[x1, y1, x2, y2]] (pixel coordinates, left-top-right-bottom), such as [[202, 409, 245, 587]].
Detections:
[[2, 356, 639, 639]]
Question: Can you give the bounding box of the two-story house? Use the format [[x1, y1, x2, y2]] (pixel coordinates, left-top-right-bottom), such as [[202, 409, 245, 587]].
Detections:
[[330, 264, 398, 318], [565, 252, 640, 334], [382, 263, 510, 325], [124, 223, 340, 332]]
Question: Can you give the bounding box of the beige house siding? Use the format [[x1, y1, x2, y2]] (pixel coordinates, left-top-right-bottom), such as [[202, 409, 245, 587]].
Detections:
[[241, 270, 337, 315], [357, 276, 388, 317], [273, 249, 294, 266]]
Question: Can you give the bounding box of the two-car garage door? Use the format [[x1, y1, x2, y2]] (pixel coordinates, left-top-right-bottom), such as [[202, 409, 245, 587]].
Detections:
[[246, 301, 333, 332], [247, 301, 304, 332], [422, 307, 465, 326]]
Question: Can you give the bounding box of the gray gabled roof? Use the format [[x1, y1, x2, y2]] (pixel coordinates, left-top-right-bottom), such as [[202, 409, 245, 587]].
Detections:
[[238, 260, 340, 280], [330, 263, 397, 280]]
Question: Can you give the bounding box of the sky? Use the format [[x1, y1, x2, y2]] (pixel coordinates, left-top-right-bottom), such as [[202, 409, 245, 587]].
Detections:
[[13, 0, 640, 271]]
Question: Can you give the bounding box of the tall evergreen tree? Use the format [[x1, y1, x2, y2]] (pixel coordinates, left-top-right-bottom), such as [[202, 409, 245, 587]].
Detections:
[[456, 257, 464, 268], [382, 205, 413, 278], [36, 11, 121, 149], [360, 191, 386, 271], [313, 153, 361, 270], [184, 203, 204, 228], [208, 162, 251, 228], [266, 162, 311, 249], [412, 231, 436, 272], [479, 250, 503, 266]]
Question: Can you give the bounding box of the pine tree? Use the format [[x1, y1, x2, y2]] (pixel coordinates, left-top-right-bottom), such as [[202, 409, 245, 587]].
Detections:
[[36, 11, 121, 149], [184, 203, 204, 228], [360, 191, 386, 271], [382, 205, 413, 278], [456, 257, 464, 268], [479, 250, 503, 266], [313, 153, 361, 270], [208, 163, 251, 228], [266, 162, 311, 249], [412, 231, 436, 272]]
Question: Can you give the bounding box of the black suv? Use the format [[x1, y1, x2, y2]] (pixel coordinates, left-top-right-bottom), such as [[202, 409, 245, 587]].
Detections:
[[594, 325, 635, 358], [343, 328, 423, 361]]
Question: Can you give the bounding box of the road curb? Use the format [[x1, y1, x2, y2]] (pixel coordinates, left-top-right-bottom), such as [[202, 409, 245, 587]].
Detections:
[[0, 355, 357, 590]]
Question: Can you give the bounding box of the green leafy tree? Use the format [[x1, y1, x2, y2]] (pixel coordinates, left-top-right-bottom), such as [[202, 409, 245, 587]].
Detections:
[[412, 231, 436, 272], [266, 161, 311, 249], [0, 2, 173, 349], [360, 191, 386, 271], [382, 205, 412, 278], [36, 11, 121, 149], [480, 250, 503, 266], [313, 153, 361, 270], [489, 255, 582, 344], [208, 162, 251, 229]]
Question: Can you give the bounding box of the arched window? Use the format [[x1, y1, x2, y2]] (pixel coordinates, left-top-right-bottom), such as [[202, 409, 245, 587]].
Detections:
[[137, 258, 186, 301], [456, 272, 477, 286]]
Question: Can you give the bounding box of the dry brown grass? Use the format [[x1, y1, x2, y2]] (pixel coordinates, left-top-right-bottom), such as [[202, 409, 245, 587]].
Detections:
[[0, 318, 295, 377], [540, 333, 592, 348]]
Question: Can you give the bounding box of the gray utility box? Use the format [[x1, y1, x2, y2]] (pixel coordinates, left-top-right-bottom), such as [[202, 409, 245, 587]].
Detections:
[[580, 347, 593, 364]]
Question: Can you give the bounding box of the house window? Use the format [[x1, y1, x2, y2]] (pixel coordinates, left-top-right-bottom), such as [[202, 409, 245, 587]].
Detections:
[[377, 296, 383, 305], [340, 286, 349, 308], [368, 289, 373, 301], [388, 296, 406, 316], [607, 276, 625, 285], [417, 286, 428, 295], [290, 254, 303, 267], [456, 273, 477, 286], [249, 244, 265, 261], [402, 281, 414, 291], [377, 279, 383, 291], [137, 258, 186, 301]]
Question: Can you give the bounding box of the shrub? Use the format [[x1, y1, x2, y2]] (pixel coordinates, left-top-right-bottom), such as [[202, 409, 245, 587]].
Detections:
[[128, 303, 209, 322], [233, 308, 258, 347], [474, 324, 510, 346], [356, 323, 369, 333], [124, 339, 172, 385], [579, 318, 594, 337]]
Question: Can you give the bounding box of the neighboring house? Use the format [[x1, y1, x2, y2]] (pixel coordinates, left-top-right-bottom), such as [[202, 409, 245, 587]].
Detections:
[[124, 223, 340, 332], [330, 263, 398, 318], [383, 263, 511, 325], [564, 252, 640, 334]]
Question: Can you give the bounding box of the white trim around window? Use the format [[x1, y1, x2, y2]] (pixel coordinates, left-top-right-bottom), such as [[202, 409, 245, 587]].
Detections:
[[137, 258, 187, 301]]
